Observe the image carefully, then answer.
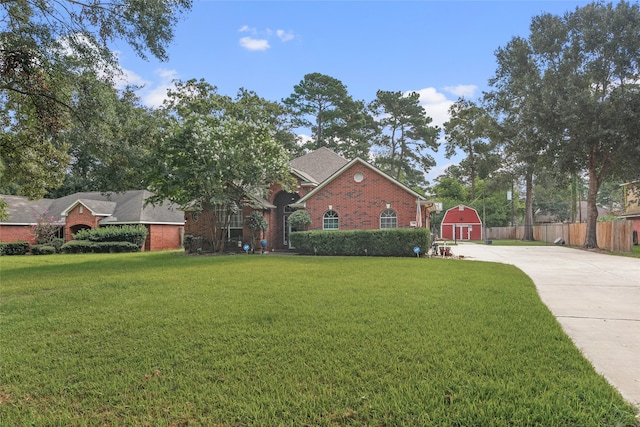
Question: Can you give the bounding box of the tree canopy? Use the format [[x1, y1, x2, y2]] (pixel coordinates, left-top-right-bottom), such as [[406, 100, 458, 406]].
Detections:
[[147, 79, 295, 252], [0, 0, 192, 200], [443, 98, 498, 201], [369, 90, 440, 188], [283, 72, 373, 159], [485, 1, 640, 247]]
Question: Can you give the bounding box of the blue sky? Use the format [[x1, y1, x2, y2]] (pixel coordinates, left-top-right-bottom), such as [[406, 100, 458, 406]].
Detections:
[[114, 0, 594, 183]]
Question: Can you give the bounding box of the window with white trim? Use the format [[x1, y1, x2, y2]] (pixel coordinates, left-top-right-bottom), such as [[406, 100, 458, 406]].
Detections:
[[323, 210, 339, 230], [380, 209, 397, 229]]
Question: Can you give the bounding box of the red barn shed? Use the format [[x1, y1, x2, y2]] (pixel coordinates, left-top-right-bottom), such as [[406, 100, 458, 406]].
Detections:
[[440, 204, 482, 241]]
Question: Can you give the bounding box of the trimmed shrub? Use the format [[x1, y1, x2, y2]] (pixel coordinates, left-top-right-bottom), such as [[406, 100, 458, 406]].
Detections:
[[92, 241, 140, 253], [0, 241, 31, 256], [61, 240, 95, 254], [73, 225, 148, 248], [288, 210, 312, 231], [49, 238, 65, 253], [184, 235, 204, 254], [61, 240, 140, 254], [31, 245, 56, 255], [290, 228, 430, 257]]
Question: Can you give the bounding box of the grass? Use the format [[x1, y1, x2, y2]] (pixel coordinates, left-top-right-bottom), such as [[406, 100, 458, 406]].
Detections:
[[1, 252, 638, 426]]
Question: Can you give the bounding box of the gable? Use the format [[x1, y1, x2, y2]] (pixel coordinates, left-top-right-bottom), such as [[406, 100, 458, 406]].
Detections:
[[295, 158, 425, 206], [62, 199, 117, 217], [442, 205, 481, 224]]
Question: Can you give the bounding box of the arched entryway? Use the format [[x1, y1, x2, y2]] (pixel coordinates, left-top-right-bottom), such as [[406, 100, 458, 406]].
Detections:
[[272, 191, 300, 250], [67, 224, 92, 241]]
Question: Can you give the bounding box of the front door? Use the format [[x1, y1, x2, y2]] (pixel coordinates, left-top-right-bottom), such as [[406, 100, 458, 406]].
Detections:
[[283, 205, 293, 248], [273, 191, 300, 250]]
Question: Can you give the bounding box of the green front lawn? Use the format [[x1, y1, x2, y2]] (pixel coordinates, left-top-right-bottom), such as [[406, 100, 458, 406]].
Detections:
[[1, 252, 637, 426]]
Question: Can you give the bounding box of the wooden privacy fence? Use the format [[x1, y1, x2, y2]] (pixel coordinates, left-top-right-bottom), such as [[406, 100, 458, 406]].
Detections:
[[485, 220, 634, 252]]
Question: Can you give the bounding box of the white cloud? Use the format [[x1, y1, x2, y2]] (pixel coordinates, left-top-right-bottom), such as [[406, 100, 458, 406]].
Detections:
[[238, 25, 295, 51], [118, 67, 179, 108], [141, 69, 180, 108], [115, 68, 150, 90], [276, 29, 295, 42], [410, 87, 454, 130], [238, 25, 256, 34], [239, 36, 270, 51], [443, 84, 478, 98]]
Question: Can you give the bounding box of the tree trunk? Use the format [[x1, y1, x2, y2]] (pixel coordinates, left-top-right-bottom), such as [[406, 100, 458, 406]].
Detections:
[[522, 168, 535, 241], [583, 169, 601, 249]]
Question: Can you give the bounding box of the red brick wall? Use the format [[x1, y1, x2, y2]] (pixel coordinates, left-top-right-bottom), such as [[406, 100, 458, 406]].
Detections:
[[146, 224, 184, 251], [64, 204, 101, 242], [0, 225, 36, 244], [304, 164, 420, 231], [184, 207, 252, 250]]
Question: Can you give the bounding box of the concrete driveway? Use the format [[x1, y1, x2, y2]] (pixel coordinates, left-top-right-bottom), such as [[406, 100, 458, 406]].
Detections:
[[453, 243, 640, 408]]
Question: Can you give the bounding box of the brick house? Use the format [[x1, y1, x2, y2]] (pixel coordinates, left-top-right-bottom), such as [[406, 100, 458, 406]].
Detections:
[[183, 148, 432, 251], [619, 180, 640, 245], [0, 190, 184, 251], [440, 204, 483, 241]]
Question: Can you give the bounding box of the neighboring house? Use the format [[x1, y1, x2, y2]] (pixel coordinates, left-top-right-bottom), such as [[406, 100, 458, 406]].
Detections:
[[619, 180, 640, 245], [0, 190, 185, 251], [440, 204, 482, 241], [184, 148, 432, 251]]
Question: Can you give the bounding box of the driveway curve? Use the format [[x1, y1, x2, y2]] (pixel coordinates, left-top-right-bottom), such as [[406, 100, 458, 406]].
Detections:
[[454, 243, 640, 408]]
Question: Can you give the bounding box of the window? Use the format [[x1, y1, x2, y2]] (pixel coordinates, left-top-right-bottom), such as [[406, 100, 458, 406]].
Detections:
[[380, 209, 397, 229], [212, 206, 243, 228], [323, 210, 339, 230], [213, 206, 244, 240]]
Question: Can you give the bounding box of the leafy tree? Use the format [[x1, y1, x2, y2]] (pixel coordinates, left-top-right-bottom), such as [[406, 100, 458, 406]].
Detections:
[[443, 98, 499, 201], [0, 0, 192, 202], [369, 90, 440, 188], [147, 79, 295, 252], [489, 1, 640, 248], [486, 34, 557, 241], [541, 1, 640, 248], [429, 175, 514, 234], [47, 80, 161, 197], [245, 211, 268, 252], [532, 169, 573, 223], [283, 72, 372, 158]]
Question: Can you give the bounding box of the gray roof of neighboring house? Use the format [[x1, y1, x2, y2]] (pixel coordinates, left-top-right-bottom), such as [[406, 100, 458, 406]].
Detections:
[[289, 147, 349, 185], [1, 190, 184, 225], [1, 195, 57, 225]]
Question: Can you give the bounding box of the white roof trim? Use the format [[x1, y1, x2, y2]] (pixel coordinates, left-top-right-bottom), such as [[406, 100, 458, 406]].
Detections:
[[60, 200, 112, 217]]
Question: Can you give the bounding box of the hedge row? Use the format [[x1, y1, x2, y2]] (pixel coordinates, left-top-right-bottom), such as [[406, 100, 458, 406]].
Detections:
[[73, 225, 147, 248], [0, 241, 30, 256], [31, 244, 56, 255], [290, 228, 430, 257], [61, 240, 140, 254]]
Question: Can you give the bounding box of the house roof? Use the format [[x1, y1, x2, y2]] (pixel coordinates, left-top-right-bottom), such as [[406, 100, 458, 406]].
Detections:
[[1, 190, 184, 225], [293, 157, 427, 207], [289, 147, 349, 185], [0, 195, 57, 225]]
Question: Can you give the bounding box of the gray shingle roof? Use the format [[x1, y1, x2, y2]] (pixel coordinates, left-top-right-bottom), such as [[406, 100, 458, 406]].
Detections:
[[1, 190, 184, 225], [289, 147, 349, 184]]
